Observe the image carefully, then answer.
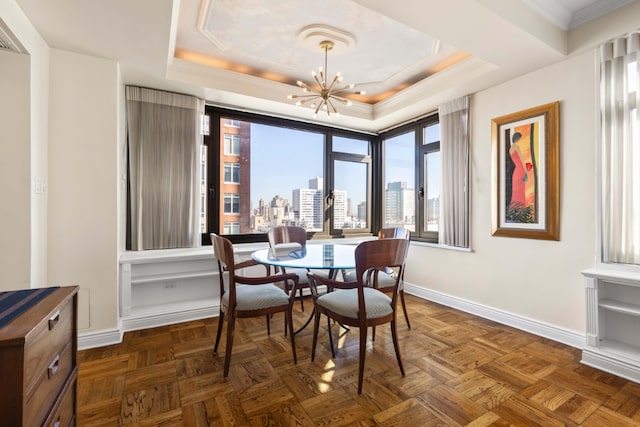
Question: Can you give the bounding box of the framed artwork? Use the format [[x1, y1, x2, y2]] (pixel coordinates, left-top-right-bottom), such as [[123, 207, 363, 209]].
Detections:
[[491, 101, 559, 240]]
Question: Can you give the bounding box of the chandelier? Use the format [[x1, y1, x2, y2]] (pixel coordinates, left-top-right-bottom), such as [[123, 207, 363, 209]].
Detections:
[[288, 40, 365, 117]]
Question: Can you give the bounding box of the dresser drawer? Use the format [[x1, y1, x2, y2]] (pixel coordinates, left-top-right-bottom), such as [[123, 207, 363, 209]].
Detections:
[[25, 341, 74, 427], [0, 286, 78, 426], [45, 369, 76, 427], [24, 298, 73, 395]]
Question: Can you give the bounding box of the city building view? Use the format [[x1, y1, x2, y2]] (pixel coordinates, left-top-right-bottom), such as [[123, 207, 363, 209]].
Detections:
[[202, 118, 438, 235]]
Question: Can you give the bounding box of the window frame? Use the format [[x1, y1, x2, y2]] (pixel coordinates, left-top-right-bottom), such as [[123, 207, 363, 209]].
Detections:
[[379, 113, 441, 243], [223, 133, 241, 155], [202, 106, 376, 244], [327, 132, 372, 236], [223, 162, 241, 184], [223, 193, 241, 214]]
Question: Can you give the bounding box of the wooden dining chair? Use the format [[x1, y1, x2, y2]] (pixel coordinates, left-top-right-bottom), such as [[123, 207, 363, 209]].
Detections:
[[307, 238, 410, 394], [211, 233, 299, 377], [344, 227, 412, 330], [268, 226, 329, 311]]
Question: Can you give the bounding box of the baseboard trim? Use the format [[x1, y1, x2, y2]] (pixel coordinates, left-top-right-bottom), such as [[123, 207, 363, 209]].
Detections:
[[78, 305, 220, 350], [404, 282, 585, 349], [78, 328, 123, 351], [79, 286, 585, 352], [581, 347, 640, 383], [120, 305, 220, 333]]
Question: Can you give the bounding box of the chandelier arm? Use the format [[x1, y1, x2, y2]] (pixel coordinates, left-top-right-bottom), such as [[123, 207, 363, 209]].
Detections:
[[331, 86, 358, 95], [312, 73, 324, 89], [329, 94, 351, 103], [298, 96, 321, 105], [290, 93, 321, 99], [327, 98, 339, 115], [326, 74, 341, 93]]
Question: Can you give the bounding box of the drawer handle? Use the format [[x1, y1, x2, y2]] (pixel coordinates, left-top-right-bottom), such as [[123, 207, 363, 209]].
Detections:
[[48, 354, 60, 378], [54, 416, 61, 427], [49, 310, 61, 330]]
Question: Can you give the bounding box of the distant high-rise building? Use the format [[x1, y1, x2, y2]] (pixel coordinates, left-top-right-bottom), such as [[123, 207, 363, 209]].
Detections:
[[333, 190, 347, 228], [385, 181, 415, 227], [269, 195, 292, 228], [357, 201, 367, 221], [292, 188, 321, 230], [291, 177, 330, 230], [309, 177, 323, 191]]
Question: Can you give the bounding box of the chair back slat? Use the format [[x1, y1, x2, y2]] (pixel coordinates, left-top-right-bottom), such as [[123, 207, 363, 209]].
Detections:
[[211, 233, 236, 298], [378, 227, 410, 240], [354, 239, 409, 290], [268, 226, 307, 248]]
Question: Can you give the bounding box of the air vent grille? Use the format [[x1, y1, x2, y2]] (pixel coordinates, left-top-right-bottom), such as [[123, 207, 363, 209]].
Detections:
[[0, 19, 25, 54], [0, 37, 16, 51]]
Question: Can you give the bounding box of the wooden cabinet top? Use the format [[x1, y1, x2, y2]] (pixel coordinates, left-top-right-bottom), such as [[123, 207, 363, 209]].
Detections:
[[0, 286, 78, 347]]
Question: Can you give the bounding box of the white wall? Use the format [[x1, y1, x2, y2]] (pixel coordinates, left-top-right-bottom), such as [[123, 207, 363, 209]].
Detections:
[[47, 49, 120, 331], [0, 50, 31, 290], [0, 0, 50, 290], [405, 49, 597, 334]]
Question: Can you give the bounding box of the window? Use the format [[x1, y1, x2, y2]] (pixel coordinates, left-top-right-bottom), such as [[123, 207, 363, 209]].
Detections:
[[224, 162, 240, 183], [224, 134, 240, 155], [224, 222, 240, 234], [381, 115, 440, 242], [383, 131, 415, 232], [421, 123, 440, 235], [599, 35, 640, 265], [224, 119, 241, 127], [201, 107, 374, 243], [200, 144, 208, 232], [224, 194, 240, 213], [331, 136, 371, 232]]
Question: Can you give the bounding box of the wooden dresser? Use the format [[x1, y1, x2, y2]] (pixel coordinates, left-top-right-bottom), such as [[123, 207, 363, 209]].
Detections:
[[0, 286, 78, 427]]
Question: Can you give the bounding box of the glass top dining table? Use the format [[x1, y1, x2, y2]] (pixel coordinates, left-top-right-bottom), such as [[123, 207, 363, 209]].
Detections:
[[251, 242, 356, 271]]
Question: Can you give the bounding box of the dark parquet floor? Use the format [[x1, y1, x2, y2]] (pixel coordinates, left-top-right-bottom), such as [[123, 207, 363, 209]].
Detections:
[[77, 294, 640, 426]]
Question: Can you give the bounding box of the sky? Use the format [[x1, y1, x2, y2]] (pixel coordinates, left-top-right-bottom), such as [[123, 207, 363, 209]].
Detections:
[[250, 123, 367, 209], [247, 121, 437, 211]]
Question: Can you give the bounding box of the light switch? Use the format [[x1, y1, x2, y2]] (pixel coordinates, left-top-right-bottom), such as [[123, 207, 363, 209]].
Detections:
[[35, 176, 47, 194]]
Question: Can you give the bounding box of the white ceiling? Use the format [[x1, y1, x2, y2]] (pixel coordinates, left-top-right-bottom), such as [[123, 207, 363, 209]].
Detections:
[[12, 0, 639, 132]]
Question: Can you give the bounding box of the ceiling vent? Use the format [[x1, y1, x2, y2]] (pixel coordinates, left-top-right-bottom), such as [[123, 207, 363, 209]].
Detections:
[[0, 19, 26, 54]]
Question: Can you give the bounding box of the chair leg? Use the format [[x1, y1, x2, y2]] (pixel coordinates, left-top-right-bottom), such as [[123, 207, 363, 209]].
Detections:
[[266, 314, 271, 335], [372, 325, 376, 341], [357, 324, 367, 394], [223, 312, 236, 378], [400, 290, 411, 329], [311, 309, 321, 362], [299, 288, 305, 311], [390, 318, 405, 376], [284, 311, 288, 337], [213, 311, 225, 354], [327, 316, 336, 359], [287, 309, 297, 364]]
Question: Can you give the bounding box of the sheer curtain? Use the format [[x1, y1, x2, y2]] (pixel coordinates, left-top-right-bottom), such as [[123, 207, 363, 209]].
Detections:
[[126, 86, 204, 250], [438, 95, 470, 248], [600, 32, 640, 264]]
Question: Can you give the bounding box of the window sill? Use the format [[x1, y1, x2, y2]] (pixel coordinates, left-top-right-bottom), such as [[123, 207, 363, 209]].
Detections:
[[121, 235, 376, 264], [410, 240, 472, 253], [583, 264, 640, 282]]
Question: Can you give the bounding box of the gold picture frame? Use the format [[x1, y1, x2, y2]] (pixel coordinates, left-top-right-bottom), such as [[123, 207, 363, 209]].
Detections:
[[491, 101, 559, 240]]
